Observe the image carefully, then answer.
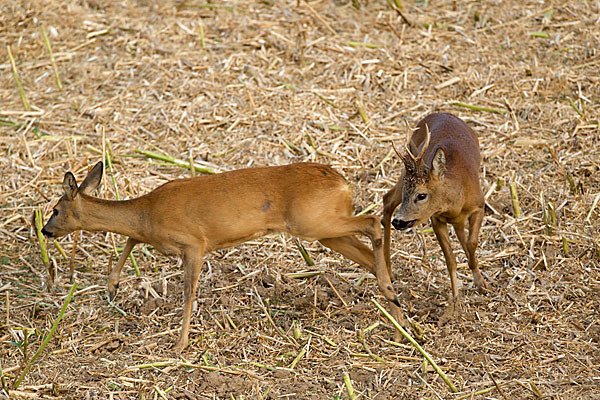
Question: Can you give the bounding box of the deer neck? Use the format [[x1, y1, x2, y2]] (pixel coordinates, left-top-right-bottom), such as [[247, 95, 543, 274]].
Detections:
[[79, 194, 147, 240]]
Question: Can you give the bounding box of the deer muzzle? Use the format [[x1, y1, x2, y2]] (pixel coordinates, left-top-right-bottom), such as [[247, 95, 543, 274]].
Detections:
[[391, 218, 416, 231]]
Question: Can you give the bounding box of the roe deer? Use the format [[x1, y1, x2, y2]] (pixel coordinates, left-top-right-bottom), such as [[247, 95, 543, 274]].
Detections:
[[382, 113, 488, 309], [42, 161, 401, 350]]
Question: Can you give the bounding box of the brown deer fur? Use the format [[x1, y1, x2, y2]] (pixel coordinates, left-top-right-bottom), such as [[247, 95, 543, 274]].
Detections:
[[42, 162, 401, 351], [382, 113, 488, 303]]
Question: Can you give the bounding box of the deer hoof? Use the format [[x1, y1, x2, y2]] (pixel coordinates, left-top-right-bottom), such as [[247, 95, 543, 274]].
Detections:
[[438, 297, 463, 326], [473, 272, 489, 294], [107, 283, 119, 301], [173, 339, 187, 353]]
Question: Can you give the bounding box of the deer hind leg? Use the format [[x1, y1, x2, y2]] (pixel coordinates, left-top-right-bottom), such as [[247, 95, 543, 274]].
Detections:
[[174, 244, 206, 352], [306, 215, 397, 303], [319, 233, 407, 333], [107, 238, 139, 301], [302, 214, 406, 335], [319, 236, 375, 275], [383, 183, 403, 278]]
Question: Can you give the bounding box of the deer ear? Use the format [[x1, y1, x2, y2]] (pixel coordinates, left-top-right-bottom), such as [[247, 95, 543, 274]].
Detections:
[[431, 148, 446, 179], [63, 172, 79, 200], [79, 161, 103, 195]]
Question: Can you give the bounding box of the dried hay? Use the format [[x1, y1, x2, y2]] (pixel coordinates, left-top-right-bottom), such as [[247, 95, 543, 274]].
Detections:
[[1, 0, 599, 398]]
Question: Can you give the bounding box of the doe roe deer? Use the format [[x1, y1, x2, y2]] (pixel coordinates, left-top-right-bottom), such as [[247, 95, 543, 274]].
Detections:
[[382, 113, 488, 317], [42, 161, 401, 351]]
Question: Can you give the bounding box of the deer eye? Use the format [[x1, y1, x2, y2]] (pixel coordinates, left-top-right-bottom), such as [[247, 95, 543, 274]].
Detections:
[[52, 209, 59, 217], [416, 193, 427, 201]]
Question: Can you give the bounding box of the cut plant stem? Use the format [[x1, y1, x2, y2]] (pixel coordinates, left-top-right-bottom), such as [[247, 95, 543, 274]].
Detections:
[[225, 314, 237, 330], [357, 200, 381, 216], [282, 138, 301, 153], [285, 271, 322, 279], [567, 172, 576, 193], [585, 193, 600, 223], [529, 32, 549, 38], [0, 361, 7, 393], [125, 361, 175, 371], [288, 346, 306, 369], [255, 288, 297, 346], [386, 0, 413, 25], [129, 251, 140, 277], [13, 282, 78, 390], [280, 81, 298, 91], [0, 117, 23, 129], [154, 385, 168, 400], [343, 40, 378, 49], [356, 97, 369, 124], [453, 102, 506, 115], [107, 297, 127, 316], [41, 26, 63, 91], [6, 45, 30, 111], [358, 330, 384, 362], [34, 209, 50, 277], [312, 92, 339, 108], [198, 23, 206, 49], [53, 240, 68, 259], [343, 372, 357, 400], [249, 362, 274, 371], [509, 182, 521, 218], [567, 97, 583, 117], [294, 238, 315, 266], [136, 149, 216, 174], [4, 292, 8, 326], [305, 132, 317, 149], [372, 299, 459, 393], [69, 231, 79, 283]]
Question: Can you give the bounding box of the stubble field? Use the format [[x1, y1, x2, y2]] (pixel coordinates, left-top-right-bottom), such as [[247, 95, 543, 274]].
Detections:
[[1, 1, 599, 399]]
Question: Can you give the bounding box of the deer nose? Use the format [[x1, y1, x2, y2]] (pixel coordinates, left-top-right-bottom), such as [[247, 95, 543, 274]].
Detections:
[[41, 227, 53, 237], [392, 218, 416, 230]]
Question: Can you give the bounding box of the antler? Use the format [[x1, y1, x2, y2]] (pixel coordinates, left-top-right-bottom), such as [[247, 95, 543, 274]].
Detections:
[[403, 120, 430, 163], [415, 122, 431, 161]]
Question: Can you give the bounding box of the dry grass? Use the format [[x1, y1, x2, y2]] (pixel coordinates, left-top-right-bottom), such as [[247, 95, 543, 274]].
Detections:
[[1, 0, 599, 399]]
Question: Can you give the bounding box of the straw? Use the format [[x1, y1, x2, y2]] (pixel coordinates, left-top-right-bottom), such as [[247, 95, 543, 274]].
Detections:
[[41, 27, 63, 91], [1, 1, 598, 397], [372, 299, 459, 393], [6, 45, 30, 111], [13, 282, 77, 390]]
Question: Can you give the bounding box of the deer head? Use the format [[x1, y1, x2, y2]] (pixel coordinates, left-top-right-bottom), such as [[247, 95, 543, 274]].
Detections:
[[391, 123, 447, 231], [41, 162, 103, 238]]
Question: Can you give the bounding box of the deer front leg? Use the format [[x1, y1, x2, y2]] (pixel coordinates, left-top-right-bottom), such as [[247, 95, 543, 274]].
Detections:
[[432, 216, 464, 325], [431, 217, 459, 300], [382, 182, 403, 278], [453, 210, 487, 293], [107, 238, 139, 301], [467, 208, 487, 293], [175, 244, 205, 352]]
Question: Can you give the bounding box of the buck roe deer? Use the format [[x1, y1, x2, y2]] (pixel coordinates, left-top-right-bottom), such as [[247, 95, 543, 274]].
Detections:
[[382, 113, 488, 317], [41, 161, 401, 350]]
